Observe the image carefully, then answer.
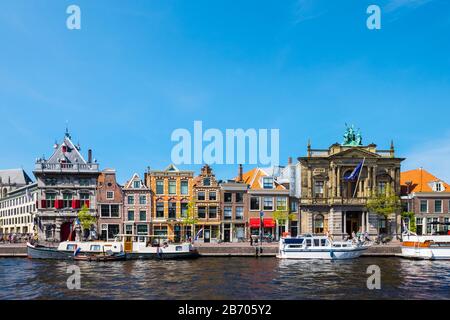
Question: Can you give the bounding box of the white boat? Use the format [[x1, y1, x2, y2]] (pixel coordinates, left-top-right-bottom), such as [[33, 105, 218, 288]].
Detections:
[[27, 241, 124, 260], [401, 232, 450, 260], [27, 234, 198, 260], [276, 234, 369, 260], [116, 234, 198, 260]]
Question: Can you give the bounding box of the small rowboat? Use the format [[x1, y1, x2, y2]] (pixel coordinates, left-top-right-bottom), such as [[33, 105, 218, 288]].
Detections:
[[74, 252, 126, 262]]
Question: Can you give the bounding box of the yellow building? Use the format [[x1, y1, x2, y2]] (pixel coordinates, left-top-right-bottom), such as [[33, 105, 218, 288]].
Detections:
[[145, 164, 194, 242]]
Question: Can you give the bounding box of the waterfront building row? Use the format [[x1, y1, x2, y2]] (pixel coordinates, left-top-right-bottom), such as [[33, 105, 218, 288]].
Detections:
[[2, 127, 450, 241]]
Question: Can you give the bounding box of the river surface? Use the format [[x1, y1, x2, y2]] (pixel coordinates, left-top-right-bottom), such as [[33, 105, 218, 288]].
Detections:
[[0, 257, 449, 300]]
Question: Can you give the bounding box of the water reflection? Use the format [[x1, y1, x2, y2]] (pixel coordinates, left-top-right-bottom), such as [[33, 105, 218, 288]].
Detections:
[[0, 258, 449, 300]]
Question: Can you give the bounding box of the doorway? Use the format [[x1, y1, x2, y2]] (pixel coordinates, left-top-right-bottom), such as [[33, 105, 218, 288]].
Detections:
[[60, 222, 71, 242], [345, 211, 361, 236], [204, 229, 211, 243], [223, 224, 231, 242]]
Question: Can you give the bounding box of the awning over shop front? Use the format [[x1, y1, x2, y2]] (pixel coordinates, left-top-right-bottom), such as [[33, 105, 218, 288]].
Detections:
[[249, 218, 261, 228], [263, 218, 275, 228]]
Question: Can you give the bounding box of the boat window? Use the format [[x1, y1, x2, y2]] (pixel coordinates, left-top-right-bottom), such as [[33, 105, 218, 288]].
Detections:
[[90, 245, 102, 251], [333, 244, 341, 248], [342, 244, 347, 247], [306, 239, 312, 247], [320, 239, 327, 246], [175, 246, 183, 252], [288, 245, 302, 248], [66, 244, 77, 251], [284, 238, 304, 245], [313, 239, 320, 247]]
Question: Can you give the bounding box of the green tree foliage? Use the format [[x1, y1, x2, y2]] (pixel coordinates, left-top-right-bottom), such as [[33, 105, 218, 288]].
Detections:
[[272, 210, 296, 225], [77, 204, 97, 231], [366, 185, 401, 218], [181, 201, 198, 237]]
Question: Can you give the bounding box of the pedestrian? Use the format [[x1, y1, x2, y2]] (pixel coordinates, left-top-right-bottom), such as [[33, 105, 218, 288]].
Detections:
[[351, 231, 356, 239], [250, 236, 253, 246]]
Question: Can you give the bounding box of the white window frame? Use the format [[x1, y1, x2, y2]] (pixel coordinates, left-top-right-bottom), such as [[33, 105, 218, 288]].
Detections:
[[106, 191, 114, 200], [420, 200, 428, 213], [249, 196, 261, 211]]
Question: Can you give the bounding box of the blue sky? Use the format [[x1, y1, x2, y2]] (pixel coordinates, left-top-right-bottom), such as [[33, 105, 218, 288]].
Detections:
[[1, 0, 450, 184]]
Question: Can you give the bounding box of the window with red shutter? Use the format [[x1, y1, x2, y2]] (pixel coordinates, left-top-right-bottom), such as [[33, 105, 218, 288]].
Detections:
[[41, 199, 47, 209]]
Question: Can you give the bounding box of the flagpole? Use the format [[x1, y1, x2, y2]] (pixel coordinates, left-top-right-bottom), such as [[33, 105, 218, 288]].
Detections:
[[352, 157, 366, 198]]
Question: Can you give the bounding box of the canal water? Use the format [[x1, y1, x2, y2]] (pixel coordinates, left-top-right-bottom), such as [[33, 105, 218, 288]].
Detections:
[[0, 257, 449, 300]]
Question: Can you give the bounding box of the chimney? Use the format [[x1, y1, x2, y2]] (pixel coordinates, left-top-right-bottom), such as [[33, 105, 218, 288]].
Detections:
[[238, 164, 243, 182], [288, 157, 292, 165], [88, 149, 92, 163]]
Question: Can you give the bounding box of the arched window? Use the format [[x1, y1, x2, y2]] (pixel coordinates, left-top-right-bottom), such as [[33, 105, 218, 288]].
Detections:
[[314, 214, 324, 234]]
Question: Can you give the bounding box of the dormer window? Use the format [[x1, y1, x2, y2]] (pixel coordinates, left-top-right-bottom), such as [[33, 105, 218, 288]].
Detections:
[[433, 182, 444, 192], [263, 177, 274, 189]]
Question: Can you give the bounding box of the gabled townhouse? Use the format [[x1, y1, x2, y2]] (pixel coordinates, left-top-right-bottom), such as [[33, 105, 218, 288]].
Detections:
[[33, 129, 99, 242], [220, 164, 249, 242], [145, 164, 194, 242], [97, 169, 123, 240], [192, 164, 221, 243], [123, 173, 151, 237], [261, 157, 301, 237], [401, 168, 450, 235], [241, 167, 290, 240]]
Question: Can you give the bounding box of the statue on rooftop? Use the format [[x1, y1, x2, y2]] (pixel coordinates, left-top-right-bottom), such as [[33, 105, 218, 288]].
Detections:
[[342, 124, 363, 146]]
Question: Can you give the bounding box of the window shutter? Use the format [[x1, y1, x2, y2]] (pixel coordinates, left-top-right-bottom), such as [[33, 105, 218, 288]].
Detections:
[[72, 199, 76, 209], [85, 200, 90, 208], [76, 200, 81, 209], [41, 199, 46, 209], [58, 200, 64, 209], [54, 199, 59, 209]]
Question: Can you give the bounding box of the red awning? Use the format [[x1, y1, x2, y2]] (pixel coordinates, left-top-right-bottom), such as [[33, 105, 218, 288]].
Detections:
[[249, 218, 261, 228], [263, 218, 275, 228]]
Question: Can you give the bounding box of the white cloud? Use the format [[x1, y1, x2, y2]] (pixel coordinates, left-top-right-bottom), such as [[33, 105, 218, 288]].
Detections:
[[403, 133, 450, 183]]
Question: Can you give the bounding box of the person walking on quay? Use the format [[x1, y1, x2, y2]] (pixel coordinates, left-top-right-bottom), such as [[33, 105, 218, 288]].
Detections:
[[250, 236, 253, 246]]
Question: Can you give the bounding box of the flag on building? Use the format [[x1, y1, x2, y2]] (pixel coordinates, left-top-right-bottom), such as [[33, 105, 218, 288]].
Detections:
[[344, 160, 364, 182]]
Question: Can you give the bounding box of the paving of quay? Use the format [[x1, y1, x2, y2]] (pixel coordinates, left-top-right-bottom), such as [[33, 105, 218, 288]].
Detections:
[[0, 240, 402, 258]]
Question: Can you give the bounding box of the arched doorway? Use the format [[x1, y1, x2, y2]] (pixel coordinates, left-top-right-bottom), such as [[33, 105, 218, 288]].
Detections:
[[60, 222, 72, 242]]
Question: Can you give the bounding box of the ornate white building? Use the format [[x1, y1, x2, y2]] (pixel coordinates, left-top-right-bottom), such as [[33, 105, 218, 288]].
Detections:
[[33, 129, 100, 242]]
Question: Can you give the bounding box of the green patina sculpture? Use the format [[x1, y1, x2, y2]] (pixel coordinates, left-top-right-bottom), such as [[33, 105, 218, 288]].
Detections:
[[342, 124, 362, 146]]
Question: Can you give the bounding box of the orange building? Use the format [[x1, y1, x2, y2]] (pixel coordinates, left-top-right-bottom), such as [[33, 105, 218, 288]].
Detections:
[[401, 168, 450, 235], [145, 164, 194, 242]]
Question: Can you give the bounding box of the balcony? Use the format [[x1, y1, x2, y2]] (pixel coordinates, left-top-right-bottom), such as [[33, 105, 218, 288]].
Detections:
[[301, 197, 368, 206], [35, 162, 99, 172]]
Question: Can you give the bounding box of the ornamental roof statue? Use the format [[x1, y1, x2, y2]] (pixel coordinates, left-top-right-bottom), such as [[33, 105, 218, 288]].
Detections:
[[342, 124, 362, 147]]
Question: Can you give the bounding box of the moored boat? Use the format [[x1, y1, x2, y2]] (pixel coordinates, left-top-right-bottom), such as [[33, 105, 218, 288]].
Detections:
[[27, 241, 124, 260], [277, 234, 369, 260], [117, 234, 199, 260], [27, 234, 199, 260], [401, 233, 450, 260]]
